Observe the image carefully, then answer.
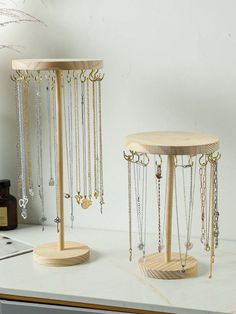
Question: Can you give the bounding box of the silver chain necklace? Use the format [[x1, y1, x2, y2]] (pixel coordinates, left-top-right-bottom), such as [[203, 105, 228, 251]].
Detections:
[[35, 79, 46, 230], [63, 74, 74, 227], [182, 156, 197, 250], [74, 75, 81, 205], [175, 156, 196, 272], [16, 80, 28, 219], [133, 157, 147, 257], [46, 75, 55, 186]]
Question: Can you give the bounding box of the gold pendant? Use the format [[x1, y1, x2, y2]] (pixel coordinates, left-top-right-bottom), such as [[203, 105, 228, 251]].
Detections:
[[75, 192, 82, 205], [94, 190, 99, 199], [81, 197, 92, 209]]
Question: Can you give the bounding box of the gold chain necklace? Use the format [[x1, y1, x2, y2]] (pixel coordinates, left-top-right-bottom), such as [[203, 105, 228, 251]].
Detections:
[[74, 74, 82, 205], [87, 77, 92, 201], [92, 78, 99, 199]]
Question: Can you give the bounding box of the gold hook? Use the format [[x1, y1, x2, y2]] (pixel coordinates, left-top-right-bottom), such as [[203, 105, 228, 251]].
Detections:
[[32, 70, 42, 81], [141, 153, 150, 166], [123, 150, 134, 162], [10, 72, 17, 81], [155, 155, 162, 166], [208, 152, 221, 163], [96, 70, 105, 81], [199, 154, 208, 166], [73, 70, 77, 80], [89, 69, 96, 82], [188, 155, 193, 167], [133, 151, 140, 163], [80, 69, 86, 83], [174, 155, 178, 167], [67, 70, 71, 83]]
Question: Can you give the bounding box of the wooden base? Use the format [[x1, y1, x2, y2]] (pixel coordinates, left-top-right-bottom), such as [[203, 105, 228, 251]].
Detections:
[[33, 241, 90, 266], [139, 252, 197, 279]]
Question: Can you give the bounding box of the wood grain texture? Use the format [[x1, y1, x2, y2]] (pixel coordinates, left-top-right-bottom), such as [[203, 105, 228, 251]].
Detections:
[[12, 59, 103, 70], [139, 252, 197, 280], [125, 131, 219, 155], [33, 241, 90, 266]]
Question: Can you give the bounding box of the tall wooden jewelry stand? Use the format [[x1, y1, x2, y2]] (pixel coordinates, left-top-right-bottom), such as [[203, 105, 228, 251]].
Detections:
[[12, 59, 103, 266], [125, 131, 219, 279]]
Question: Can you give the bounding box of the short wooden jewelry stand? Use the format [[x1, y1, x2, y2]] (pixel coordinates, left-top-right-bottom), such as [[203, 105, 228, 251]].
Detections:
[[125, 131, 219, 279], [12, 59, 103, 266]]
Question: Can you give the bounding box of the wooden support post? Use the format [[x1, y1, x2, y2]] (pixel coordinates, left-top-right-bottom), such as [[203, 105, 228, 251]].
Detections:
[[165, 155, 175, 263], [55, 70, 64, 251]]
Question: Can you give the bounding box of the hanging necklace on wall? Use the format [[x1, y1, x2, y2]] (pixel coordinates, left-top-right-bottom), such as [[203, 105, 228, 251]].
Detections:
[[154, 155, 163, 253], [16, 79, 29, 219], [46, 73, 55, 187], [35, 73, 47, 230]]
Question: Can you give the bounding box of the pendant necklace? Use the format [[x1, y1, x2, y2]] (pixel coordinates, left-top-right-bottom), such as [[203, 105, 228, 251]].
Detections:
[[81, 72, 92, 209], [74, 73, 81, 206], [182, 156, 197, 251], [35, 77, 47, 230], [23, 80, 34, 198], [92, 74, 99, 199], [86, 77, 92, 203], [133, 155, 147, 257], [16, 80, 28, 219], [52, 72, 60, 233], [174, 156, 196, 272], [63, 73, 74, 226], [124, 150, 134, 261], [46, 74, 55, 186]]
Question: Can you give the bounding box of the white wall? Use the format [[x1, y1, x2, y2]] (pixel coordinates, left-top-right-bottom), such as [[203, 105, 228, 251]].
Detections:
[[0, 0, 235, 240]]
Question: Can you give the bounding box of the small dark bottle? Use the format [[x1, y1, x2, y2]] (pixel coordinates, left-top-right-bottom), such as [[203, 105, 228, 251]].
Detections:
[[0, 180, 17, 230]]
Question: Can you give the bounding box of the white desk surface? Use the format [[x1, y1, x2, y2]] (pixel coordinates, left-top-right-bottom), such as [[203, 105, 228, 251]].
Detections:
[[0, 224, 235, 314]]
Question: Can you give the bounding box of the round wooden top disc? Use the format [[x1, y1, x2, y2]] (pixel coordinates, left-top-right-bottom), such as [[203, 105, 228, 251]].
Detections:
[[125, 131, 219, 155], [12, 59, 103, 71]]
